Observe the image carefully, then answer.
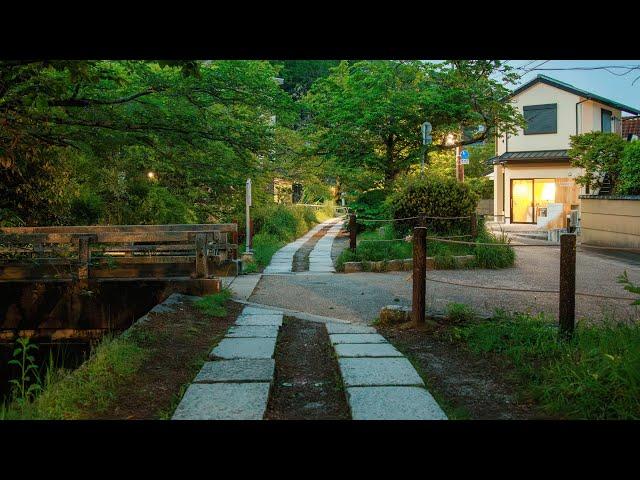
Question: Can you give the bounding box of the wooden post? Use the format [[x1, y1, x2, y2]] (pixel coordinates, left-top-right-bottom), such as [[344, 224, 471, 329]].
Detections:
[[470, 213, 478, 239], [249, 218, 254, 249], [195, 233, 208, 278], [231, 222, 238, 260], [412, 226, 427, 325], [349, 214, 357, 251], [77, 235, 91, 282], [559, 233, 576, 340]]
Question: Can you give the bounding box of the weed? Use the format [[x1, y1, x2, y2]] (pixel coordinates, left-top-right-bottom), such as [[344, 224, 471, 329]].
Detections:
[[446, 303, 478, 324], [194, 289, 232, 317]]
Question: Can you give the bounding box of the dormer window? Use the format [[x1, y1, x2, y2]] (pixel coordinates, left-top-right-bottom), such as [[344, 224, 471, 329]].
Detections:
[[523, 103, 557, 135]]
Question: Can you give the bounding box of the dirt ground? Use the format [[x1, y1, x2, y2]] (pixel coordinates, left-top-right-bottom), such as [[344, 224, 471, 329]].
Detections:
[[265, 317, 350, 420], [377, 322, 547, 420], [95, 298, 243, 420]]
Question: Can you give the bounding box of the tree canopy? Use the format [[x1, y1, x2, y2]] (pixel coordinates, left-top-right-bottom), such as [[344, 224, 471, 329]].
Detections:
[[304, 60, 522, 189]]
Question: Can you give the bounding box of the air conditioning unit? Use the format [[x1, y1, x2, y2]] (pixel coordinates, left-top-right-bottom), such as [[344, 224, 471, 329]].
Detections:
[[569, 210, 580, 233]]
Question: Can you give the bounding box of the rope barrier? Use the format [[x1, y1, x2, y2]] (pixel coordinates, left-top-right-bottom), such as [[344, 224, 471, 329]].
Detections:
[[356, 215, 472, 222], [418, 276, 636, 302], [421, 235, 557, 248]]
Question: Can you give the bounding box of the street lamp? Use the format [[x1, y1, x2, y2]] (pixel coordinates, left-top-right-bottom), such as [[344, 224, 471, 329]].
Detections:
[[147, 171, 156, 180]]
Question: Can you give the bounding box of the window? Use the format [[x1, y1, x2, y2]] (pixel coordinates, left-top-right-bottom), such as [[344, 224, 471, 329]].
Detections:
[[601, 109, 612, 133], [523, 104, 557, 135]]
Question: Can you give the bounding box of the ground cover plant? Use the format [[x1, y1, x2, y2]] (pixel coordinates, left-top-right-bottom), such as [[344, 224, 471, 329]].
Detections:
[[446, 310, 640, 419]]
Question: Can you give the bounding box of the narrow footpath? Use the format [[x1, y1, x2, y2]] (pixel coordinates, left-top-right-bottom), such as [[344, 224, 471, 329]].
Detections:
[[175, 218, 448, 420]]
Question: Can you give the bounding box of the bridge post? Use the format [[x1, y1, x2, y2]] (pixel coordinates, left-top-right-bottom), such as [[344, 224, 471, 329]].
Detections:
[[77, 235, 92, 286], [195, 233, 209, 278]]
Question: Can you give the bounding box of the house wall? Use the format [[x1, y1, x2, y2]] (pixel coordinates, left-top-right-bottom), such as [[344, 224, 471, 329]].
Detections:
[[497, 83, 623, 154], [580, 196, 640, 248]]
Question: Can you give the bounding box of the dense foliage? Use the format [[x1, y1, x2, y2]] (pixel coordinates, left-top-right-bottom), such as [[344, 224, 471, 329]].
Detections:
[[0, 60, 296, 226], [568, 132, 627, 192], [305, 60, 522, 192], [617, 142, 640, 195]]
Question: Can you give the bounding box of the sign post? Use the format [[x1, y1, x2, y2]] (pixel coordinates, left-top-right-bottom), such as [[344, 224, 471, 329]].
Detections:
[[245, 178, 252, 253], [421, 121, 432, 174]]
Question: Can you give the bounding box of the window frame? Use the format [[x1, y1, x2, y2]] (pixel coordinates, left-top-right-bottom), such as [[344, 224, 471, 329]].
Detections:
[[601, 108, 612, 133], [523, 103, 558, 135]]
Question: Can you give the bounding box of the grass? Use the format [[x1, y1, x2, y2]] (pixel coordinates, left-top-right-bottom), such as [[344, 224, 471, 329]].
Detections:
[[1, 335, 147, 420], [194, 289, 232, 317], [445, 302, 478, 324], [448, 310, 640, 419], [336, 223, 515, 271]]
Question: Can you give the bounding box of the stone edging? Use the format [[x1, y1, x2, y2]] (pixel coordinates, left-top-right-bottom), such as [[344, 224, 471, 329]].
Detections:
[[341, 255, 475, 273]]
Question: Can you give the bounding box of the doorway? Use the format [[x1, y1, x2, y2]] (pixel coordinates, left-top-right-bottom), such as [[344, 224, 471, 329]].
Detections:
[[510, 178, 557, 224]]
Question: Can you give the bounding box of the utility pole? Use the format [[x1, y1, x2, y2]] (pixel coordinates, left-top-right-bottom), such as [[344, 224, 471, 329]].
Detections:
[[455, 145, 464, 182]]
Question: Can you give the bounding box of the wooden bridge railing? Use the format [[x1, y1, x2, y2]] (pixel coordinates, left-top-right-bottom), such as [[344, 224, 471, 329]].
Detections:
[[0, 223, 238, 282]]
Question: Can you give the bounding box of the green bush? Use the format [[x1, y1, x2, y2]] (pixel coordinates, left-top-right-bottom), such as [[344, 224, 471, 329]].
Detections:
[[455, 312, 640, 419], [69, 188, 105, 225], [617, 141, 640, 195], [474, 229, 516, 269], [466, 177, 493, 199], [349, 189, 390, 228], [388, 175, 478, 234]]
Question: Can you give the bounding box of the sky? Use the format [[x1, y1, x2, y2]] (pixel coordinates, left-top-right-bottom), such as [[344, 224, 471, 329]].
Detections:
[[506, 60, 640, 115]]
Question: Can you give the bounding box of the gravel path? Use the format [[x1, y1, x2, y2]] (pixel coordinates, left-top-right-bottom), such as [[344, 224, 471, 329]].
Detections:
[[249, 224, 640, 325]]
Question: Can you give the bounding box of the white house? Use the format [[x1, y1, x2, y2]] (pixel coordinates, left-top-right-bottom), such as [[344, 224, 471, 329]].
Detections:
[[491, 74, 640, 229]]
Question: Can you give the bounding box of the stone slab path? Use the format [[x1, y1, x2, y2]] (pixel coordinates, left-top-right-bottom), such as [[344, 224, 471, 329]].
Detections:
[[172, 304, 284, 420], [263, 218, 343, 274], [327, 322, 447, 420]]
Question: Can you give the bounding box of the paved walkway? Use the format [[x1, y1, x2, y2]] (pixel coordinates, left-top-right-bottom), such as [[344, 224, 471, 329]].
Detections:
[[172, 304, 283, 420]]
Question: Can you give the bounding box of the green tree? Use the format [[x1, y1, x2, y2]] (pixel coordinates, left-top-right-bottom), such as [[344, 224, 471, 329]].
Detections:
[[568, 132, 626, 192], [617, 141, 640, 195], [0, 60, 294, 225], [304, 60, 521, 189]]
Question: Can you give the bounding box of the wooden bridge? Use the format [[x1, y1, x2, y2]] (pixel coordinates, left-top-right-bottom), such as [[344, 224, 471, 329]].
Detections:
[[0, 223, 238, 287]]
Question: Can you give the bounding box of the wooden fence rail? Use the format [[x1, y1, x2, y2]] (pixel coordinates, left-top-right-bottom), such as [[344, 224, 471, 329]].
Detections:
[[0, 223, 238, 282]]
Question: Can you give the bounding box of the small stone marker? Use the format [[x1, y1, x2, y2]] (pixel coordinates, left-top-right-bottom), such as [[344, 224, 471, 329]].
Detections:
[[335, 343, 403, 358], [329, 333, 388, 344], [211, 337, 277, 359], [194, 359, 275, 383], [171, 383, 271, 420], [338, 357, 425, 387], [347, 386, 448, 420]]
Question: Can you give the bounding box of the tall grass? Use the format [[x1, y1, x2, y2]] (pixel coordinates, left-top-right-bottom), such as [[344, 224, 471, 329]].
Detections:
[[451, 311, 640, 419]]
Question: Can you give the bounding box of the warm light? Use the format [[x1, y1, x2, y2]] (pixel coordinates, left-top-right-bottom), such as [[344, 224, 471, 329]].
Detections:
[[540, 182, 556, 202], [147, 171, 155, 180], [445, 134, 456, 146]]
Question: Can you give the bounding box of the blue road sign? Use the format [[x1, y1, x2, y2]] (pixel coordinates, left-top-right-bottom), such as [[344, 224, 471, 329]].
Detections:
[[460, 149, 470, 165]]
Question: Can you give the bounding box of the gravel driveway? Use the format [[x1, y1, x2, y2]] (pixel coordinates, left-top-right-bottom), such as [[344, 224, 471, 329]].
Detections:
[[249, 241, 640, 325]]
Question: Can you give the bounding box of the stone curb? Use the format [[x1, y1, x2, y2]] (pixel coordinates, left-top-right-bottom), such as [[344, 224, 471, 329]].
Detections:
[[342, 255, 476, 273]]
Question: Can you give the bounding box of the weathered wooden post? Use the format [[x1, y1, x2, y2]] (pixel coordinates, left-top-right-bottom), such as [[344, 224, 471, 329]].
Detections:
[[249, 218, 254, 249], [349, 214, 357, 251], [470, 213, 478, 239], [77, 235, 91, 284], [559, 233, 576, 339], [195, 233, 208, 278], [231, 218, 239, 260], [412, 226, 427, 325]]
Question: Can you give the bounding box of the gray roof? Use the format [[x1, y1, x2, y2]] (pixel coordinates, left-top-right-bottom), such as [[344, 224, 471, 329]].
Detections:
[[489, 150, 570, 165]]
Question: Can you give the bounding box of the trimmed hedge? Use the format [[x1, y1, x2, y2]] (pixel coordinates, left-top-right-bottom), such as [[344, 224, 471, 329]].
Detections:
[[388, 175, 479, 234]]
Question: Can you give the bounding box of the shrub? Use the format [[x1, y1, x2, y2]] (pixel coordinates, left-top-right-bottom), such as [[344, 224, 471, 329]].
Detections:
[[388, 175, 478, 234], [349, 189, 390, 226], [474, 228, 515, 269], [568, 131, 626, 192], [69, 188, 105, 225], [466, 176, 493, 199], [617, 141, 640, 195]]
